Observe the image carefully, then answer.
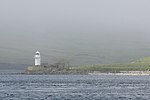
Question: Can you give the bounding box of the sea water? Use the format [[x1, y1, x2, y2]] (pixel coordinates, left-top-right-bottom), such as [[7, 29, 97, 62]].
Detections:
[[0, 75, 150, 100]]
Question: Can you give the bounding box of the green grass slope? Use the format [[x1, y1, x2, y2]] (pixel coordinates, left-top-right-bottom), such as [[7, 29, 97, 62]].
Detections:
[[73, 57, 150, 73]]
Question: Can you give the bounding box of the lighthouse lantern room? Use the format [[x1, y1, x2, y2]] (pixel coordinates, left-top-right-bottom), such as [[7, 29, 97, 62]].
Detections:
[[34, 51, 41, 66]]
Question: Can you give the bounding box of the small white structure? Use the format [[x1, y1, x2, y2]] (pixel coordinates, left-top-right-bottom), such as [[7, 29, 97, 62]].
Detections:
[[34, 51, 41, 66]]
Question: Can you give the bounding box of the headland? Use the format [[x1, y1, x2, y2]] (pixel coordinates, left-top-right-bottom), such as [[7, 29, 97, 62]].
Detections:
[[25, 56, 150, 75]]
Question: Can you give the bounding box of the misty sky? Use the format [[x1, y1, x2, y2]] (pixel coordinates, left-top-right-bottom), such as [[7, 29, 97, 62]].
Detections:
[[0, 0, 150, 65]]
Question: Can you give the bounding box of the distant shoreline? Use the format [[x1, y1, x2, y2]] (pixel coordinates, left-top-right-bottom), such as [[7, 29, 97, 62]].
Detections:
[[88, 71, 150, 76], [1, 71, 150, 76]]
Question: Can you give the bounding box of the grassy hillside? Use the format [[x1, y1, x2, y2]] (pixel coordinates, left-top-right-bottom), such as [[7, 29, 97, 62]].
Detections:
[[73, 57, 150, 73], [26, 56, 150, 74]]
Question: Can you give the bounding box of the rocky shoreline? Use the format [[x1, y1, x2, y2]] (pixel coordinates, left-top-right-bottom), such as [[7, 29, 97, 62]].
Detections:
[[88, 71, 150, 76], [3, 71, 150, 76]]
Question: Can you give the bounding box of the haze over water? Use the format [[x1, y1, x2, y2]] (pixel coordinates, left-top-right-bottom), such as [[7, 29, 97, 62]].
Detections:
[[0, 0, 150, 66]]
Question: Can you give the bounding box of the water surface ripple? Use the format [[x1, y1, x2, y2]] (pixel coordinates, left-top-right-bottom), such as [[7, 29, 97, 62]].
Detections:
[[0, 75, 150, 100]]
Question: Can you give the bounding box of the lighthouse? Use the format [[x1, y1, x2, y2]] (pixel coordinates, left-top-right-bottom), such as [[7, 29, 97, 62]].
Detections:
[[34, 51, 41, 66]]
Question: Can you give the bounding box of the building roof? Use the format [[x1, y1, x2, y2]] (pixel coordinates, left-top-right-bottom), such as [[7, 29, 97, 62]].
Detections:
[[36, 51, 40, 53]]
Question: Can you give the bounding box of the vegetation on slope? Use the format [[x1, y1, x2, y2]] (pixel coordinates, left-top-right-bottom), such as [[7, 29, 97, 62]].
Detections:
[[26, 57, 150, 74], [72, 56, 150, 73]]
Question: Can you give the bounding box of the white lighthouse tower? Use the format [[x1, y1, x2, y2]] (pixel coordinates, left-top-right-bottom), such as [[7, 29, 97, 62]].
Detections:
[[34, 51, 41, 66]]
